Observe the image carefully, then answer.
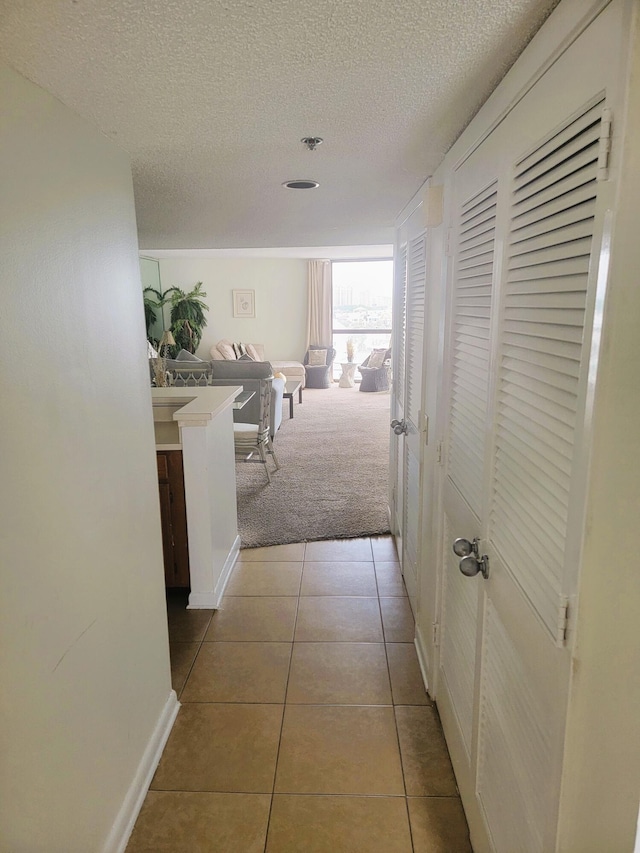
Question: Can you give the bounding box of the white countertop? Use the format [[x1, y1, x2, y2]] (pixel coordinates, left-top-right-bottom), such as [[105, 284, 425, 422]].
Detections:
[[152, 386, 241, 449]]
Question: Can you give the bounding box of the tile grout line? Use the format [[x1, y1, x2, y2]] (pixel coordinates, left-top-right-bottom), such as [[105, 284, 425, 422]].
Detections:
[[262, 560, 303, 852], [172, 606, 214, 702], [375, 553, 417, 853]]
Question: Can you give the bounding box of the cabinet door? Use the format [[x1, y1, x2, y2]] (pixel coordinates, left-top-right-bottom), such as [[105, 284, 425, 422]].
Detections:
[[156, 451, 190, 587]]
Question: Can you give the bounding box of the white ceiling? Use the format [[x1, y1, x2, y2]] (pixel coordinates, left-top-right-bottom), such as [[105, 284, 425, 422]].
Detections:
[[1, 0, 559, 250]]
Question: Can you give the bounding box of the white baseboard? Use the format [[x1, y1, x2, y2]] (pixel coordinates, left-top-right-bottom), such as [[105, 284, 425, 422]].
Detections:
[[103, 690, 180, 853], [188, 535, 240, 609], [414, 623, 431, 697]]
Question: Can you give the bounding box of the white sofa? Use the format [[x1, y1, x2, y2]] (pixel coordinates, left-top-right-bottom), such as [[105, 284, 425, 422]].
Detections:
[[210, 340, 305, 388]]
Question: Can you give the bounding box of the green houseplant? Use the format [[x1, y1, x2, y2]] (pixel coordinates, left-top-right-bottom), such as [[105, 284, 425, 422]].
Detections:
[[143, 287, 166, 347], [163, 282, 209, 355]]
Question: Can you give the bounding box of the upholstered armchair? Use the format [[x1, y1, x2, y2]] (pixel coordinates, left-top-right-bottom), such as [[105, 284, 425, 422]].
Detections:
[[358, 347, 391, 392], [303, 345, 336, 389]]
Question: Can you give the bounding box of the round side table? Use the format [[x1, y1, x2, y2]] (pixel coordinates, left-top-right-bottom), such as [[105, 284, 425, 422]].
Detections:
[[339, 362, 357, 388]]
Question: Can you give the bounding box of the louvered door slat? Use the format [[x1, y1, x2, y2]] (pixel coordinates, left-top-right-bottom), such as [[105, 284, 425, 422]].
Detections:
[[459, 250, 495, 269], [495, 451, 568, 531], [511, 203, 595, 247], [503, 319, 585, 343], [453, 356, 489, 385], [516, 123, 601, 189], [500, 392, 575, 443], [514, 143, 599, 205], [515, 98, 603, 173], [462, 200, 498, 230], [508, 255, 590, 281], [495, 444, 570, 515], [505, 290, 586, 310], [513, 166, 596, 217], [502, 331, 582, 360], [509, 236, 593, 269], [395, 244, 407, 406], [498, 412, 573, 475], [493, 483, 566, 557], [490, 103, 601, 637], [502, 345, 580, 379], [511, 215, 594, 251], [512, 181, 597, 230], [448, 181, 497, 516], [406, 234, 426, 424], [498, 428, 571, 495], [501, 370, 579, 412], [460, 231, 496, 255]]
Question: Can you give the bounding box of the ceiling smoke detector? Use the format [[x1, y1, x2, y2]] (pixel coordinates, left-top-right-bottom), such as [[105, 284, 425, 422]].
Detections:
[[283, 179, 320, 190], [301, 136, 323, 151]]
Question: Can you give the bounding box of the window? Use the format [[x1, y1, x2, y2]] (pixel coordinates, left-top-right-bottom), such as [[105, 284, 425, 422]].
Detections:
[[332, 259, 393, 377]]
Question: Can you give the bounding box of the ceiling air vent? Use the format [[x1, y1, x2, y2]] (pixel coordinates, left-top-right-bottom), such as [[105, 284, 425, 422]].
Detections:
[[283, 179, 319, 189]]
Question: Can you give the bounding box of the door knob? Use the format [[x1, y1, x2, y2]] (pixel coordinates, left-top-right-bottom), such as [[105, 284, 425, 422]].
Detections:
[[452, 537, 478, 558], [458, 553, 490, 580], [390, 418, 408, 435]]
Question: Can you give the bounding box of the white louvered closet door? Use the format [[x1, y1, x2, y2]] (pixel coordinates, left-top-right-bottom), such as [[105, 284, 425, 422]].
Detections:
[[392, 200, 427, 613], [391, 241, 407, 564], [401, 230, 427, 608], [437, 92, 609, 853]]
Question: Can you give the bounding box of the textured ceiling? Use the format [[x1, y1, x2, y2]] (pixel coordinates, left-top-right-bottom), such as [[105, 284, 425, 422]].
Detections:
[[0, 0, 560, 249]]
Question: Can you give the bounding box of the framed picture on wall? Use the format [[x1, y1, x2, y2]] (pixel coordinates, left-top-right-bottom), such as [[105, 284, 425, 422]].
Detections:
[[232, 289, 255, 318]]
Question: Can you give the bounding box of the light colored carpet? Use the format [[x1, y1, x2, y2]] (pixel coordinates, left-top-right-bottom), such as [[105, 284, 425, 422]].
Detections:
[[236, 384, 392, 548]]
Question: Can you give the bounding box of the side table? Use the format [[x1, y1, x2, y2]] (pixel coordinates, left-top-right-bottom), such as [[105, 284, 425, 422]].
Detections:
[[339, 362, 357, 388]]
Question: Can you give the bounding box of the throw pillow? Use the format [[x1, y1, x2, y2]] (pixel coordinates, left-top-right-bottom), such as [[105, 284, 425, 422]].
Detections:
[[246, 343, 261, 361], [232, 342, 247, 358], [238, 353, 255, 361], [308, 348, 327, 366], [367, 349, 387, 369], [217, 341, 237, 360], [176, 349, 203, 362]]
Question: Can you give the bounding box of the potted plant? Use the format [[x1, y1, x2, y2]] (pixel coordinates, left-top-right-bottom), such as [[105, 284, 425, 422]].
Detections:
[[163, 282, 209, 355], [143, 287, 167, 347], [346, 337, 355, 363]]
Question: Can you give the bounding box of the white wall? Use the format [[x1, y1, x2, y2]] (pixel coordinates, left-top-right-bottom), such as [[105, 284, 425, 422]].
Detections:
[[0, 66, 172, 852], [156, 257, 308, 361]]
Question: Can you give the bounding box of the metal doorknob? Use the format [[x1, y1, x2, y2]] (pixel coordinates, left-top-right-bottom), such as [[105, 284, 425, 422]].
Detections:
[[390, 418, 408, 435], [453, 537, 478, 558], [458, 554, 490, 579]]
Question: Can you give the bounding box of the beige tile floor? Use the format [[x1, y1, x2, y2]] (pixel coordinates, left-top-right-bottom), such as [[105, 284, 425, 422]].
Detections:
[[126, 537, 472, 853]]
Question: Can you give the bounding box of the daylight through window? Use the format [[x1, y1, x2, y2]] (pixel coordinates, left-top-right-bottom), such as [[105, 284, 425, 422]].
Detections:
[[332, 259, 393, 379]]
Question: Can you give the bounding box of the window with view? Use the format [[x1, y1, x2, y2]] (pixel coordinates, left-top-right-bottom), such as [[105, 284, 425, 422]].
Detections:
[[332, 259, 393, 379]]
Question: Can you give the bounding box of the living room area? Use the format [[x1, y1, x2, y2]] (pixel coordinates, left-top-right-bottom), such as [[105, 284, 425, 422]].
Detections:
[[142, 251, 394, 550]]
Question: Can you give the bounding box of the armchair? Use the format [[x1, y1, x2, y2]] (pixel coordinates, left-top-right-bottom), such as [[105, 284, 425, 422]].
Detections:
[[358, 347, 391, 392], [303, 345, 336, 389]]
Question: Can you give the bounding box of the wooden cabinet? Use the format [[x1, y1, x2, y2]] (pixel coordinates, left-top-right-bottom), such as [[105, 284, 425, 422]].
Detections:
[[156, 450, 190, 587]]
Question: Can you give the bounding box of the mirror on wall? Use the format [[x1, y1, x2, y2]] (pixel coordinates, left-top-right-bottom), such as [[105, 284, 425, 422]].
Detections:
[[140, 256, 165, 347]]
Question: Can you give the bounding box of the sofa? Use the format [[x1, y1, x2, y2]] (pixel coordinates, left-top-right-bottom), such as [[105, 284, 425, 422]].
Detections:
[[210, 340, 305, 389], [153, 351, 284, 438]]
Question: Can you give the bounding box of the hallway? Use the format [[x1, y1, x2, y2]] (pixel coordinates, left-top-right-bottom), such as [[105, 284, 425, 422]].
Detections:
[[126, 537, 472, 852]]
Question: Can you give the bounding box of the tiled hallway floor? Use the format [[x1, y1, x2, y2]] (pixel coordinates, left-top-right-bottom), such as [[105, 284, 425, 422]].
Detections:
[[126, 537, 472, 852]]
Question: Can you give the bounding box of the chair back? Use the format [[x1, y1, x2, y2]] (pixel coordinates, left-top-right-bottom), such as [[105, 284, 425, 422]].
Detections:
[[360, 347, 391, 370], [209, 359, 274, 429], [304, 345, 337, 367]]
